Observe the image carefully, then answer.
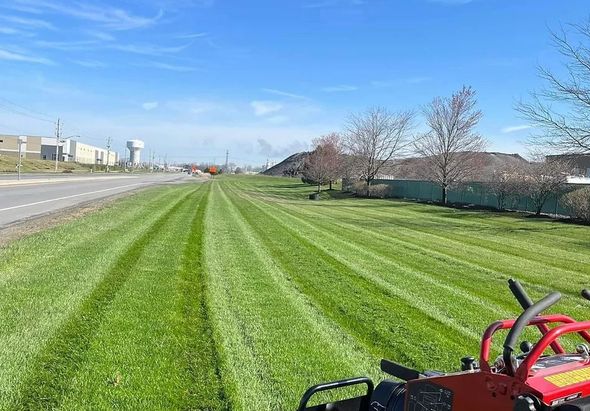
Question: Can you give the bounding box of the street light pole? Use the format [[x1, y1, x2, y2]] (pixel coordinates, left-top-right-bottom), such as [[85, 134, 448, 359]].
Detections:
[[17, 136, 25, 180], [54, 118, 61, 172]]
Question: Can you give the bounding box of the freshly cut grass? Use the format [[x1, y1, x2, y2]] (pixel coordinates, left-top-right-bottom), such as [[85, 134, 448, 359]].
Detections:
[[1, 175, 590, 410]]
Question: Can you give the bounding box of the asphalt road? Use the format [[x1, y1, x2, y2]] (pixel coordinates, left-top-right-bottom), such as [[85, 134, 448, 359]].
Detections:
[[0, 173, 200, 228]]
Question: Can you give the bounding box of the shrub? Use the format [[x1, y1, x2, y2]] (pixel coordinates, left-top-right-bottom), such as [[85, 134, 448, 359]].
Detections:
[[352, 181, 368, 196], [562, 187, 590, 222], [351, 182, 390, 198], [369, 184, 390, 198]]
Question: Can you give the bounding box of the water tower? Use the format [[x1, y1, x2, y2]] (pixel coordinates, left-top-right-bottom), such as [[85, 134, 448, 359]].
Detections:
[[126, 139, 144, 166]]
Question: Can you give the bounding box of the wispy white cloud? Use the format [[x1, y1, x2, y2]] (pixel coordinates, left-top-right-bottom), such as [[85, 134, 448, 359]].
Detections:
[[251, 100, 283, 116], [0, 27, 33, 36], [85, 30, 115, 41], [35, 40, 98, 51], [0, 48, 54, 65], [141, 61, 198, 72], [262, 88, 307, 100], [10, 0, 163, 30], [175, 32, 208, 39], [0, 14, 55, 30], [71, 59, 107, 69], [501, 125, 532, 134], [142, 101, 159, 111], [321, 84, 358, 92], [110, 43, 190, 56]]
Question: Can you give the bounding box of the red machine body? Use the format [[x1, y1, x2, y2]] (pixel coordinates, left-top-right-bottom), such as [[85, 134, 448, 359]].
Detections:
[[298, 281, 590, 411]]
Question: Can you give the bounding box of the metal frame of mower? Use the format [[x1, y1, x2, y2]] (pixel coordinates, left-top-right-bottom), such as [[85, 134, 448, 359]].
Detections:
[[298, 280, 590, 411]]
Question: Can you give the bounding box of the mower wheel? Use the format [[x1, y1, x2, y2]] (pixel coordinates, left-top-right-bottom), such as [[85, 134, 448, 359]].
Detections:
[[369, 380, 405, 411]]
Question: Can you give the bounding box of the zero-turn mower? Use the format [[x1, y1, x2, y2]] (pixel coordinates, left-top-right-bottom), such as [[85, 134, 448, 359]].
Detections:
[[298, 279, 590, 411]]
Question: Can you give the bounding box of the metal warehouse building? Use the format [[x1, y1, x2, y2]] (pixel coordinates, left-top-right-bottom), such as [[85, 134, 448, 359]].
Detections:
[[0, 135, 43, 159]]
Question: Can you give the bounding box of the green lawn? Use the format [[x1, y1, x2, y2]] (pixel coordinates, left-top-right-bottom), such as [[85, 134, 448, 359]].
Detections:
[[1, 176, 589, 410]]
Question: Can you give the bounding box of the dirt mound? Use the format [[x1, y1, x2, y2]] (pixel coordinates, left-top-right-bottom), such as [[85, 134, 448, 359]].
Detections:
[[261, 152, 310, 177]]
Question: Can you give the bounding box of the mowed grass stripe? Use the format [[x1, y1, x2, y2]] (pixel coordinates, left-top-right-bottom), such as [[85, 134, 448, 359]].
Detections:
[[246, 187, 547, 307], [241, 178, 590, 254], [179, 183, 229, 411], [249, 183, 589, 298], [0, 188, 173, 287], [331, 202, 590, 274], [228, 183, 514, 330], [302, 201, 590, 297], [0, 187, 188, 407], [205, 182, 380, 409], [55, 184, 216, 410], [222, 182, 472, 372], [12, 186, 199, 410]]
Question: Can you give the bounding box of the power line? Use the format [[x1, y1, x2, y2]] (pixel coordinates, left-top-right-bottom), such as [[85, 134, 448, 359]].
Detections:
[[0, 97, 54, 122], [0, 102, 54, 124]]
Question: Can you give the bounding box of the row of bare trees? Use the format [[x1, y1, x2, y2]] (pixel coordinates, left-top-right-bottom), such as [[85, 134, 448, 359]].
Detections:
[[303, 86, 488, 202], [487, 158, 570, 215]]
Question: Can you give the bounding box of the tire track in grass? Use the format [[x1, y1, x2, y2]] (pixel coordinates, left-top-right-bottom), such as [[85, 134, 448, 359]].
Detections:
[[12, 187, 198, 410], [220, 183, 473, 373], [205, 183, 381, 410], [179, 183, 229, 410]]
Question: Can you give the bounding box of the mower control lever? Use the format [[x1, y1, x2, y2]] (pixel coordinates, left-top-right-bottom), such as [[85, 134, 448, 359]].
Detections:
[[508, 279, 565, 354], [503, 291, 561, 376], [380, 359, 421, 381]]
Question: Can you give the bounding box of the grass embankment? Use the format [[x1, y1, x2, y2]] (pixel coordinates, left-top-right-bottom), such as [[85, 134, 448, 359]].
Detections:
[[1, 175, 590, 409], [0, 156, 95, 173]]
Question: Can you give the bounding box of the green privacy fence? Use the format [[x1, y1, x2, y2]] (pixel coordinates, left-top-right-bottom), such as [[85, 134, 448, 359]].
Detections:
[[372, 179, 576, 216]]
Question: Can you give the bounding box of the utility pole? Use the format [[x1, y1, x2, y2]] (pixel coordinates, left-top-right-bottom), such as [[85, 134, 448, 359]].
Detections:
[[123, 142, 127, 172], [225, 149, 229, 172], [151, 151, 155, 173], [54, 118, 61, 172], [105, 136, 112, 173]]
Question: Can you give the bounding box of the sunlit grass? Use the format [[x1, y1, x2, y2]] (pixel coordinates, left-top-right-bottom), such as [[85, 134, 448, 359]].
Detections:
[[1, 175, 589, 409]]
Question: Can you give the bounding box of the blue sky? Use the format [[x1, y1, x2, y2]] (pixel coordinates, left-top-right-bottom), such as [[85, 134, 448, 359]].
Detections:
[[0, 0, 587, 164]]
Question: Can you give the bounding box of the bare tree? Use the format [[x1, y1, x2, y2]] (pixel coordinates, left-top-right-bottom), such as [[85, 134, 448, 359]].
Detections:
[[344, 107, 414, 197], [562, 186, 590, 222], [415, 86, 487, 204], [486, 164, 524, 210], [524, 157, 570, 215], [302, 134, 343, 193], [517, 21, 590, 154], [318, 132, 344, 190]]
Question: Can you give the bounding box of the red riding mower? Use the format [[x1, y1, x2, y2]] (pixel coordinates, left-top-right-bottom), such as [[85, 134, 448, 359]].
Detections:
[[298, 280, 590, 411]]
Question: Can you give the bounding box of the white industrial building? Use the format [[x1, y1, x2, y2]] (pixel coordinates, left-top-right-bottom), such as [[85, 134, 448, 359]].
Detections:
[[41, 138, 119, 166]]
